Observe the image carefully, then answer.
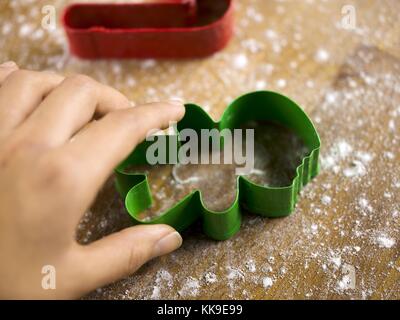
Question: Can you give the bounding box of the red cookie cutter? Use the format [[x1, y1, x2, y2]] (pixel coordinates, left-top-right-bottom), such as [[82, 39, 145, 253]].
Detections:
[[62, 0, 234, 59]]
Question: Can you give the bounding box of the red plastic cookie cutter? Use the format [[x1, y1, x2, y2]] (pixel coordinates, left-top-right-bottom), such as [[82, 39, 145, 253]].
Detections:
[[62, 0, 234, 59]]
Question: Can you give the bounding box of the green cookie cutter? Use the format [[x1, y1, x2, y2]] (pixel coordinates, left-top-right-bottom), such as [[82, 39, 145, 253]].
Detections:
[[115, 91, 321, 240]]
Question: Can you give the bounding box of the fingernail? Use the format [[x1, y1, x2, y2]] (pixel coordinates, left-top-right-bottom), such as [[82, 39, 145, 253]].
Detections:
[[0, 61, 16, 68], [153, 231, 183, 257]]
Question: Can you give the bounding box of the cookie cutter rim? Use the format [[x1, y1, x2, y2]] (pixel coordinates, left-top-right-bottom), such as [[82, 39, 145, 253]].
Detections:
[[115, 91, 321, 240]]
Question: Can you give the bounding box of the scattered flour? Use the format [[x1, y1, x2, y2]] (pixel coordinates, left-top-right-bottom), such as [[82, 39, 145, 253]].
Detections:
[[315, 48, 330, 63], [233, 54, 248, 69], [241, 38, 263, 53], [2, 22, 12, 35], [245, 260, 257, 273], [178, 277, 200, 297], [262, 277, 274, 289], [374, 233, 396, 248], [325, 91, 338, 104], [226, 267, 245, 281], [331, 256, 342, 268], [358, 197, 373, 213], [321, 195, 332, 205], [141, 59, 157, 69], [255, 80, 267, 90], [356, 151, 373, 163], [276, 79, 287, 88], [310, 223, 319, 234], [322, 140, 353, 169], [337, 274, 353, 291], [264, 29, 278, 39], [150, 286, 161, 299], [204, 272, 217, 285], [343, 160, 367, 177], [322, 140, 372, 178], [151, 269, 173, 299], [19, 23, 34, 37]]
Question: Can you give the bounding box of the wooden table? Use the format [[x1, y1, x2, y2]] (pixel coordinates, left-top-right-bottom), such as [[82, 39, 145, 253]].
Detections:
[[0, 0, 398, 299]]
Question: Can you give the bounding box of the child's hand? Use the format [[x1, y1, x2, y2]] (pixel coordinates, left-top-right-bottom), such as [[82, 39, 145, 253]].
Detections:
[[0, 61, 184, 299]]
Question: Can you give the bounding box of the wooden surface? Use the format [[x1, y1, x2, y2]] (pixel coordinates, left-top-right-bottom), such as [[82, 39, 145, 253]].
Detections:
[[0, 0, 399, 299]]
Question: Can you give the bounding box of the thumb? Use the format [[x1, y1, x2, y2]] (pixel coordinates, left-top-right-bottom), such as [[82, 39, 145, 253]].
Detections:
[[73, 224, 182, 296]]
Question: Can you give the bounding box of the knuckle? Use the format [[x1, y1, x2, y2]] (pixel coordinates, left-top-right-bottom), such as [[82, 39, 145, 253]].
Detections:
[[40, 70, 64, 83], [115, 94, 131, 110], [126, 248, 147, 275], [0, 138, 45, 165], [110, 89, 131, 109], [35, 155, 79, 191], [66, 74, 97, 91], [5, 69, 38, 85], [1, 70, 63, 96]]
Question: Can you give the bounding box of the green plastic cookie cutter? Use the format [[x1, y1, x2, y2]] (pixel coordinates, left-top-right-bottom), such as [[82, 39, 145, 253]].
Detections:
[[115, 91, 321, 240]]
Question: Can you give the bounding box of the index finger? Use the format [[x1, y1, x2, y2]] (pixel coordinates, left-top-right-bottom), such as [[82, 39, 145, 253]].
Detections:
[[60, 101, 185, 200]]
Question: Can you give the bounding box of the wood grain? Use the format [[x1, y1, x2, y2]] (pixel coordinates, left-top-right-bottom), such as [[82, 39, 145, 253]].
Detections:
[[0, 0, 398, 299]]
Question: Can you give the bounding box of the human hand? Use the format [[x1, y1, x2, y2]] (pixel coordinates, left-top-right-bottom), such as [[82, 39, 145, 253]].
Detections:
[[0, 61, 185, 299]]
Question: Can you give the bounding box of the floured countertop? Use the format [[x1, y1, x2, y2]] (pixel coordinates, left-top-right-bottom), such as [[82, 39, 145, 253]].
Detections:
[[0, 0, 399, 299]]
